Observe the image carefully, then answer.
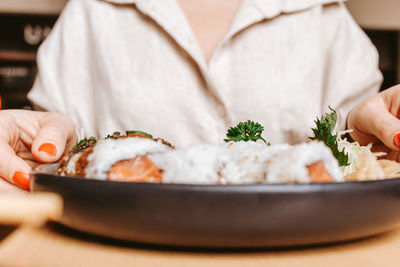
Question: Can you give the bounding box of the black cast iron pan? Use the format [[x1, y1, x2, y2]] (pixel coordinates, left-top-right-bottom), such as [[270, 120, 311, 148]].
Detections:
[[31, 164, 400, 248]]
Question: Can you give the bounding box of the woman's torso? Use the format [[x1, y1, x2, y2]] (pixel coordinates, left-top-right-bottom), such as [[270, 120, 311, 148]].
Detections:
[[28, 0, 381, 147]]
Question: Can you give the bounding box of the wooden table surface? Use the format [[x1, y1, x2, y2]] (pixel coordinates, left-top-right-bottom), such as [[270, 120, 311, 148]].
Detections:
[[1, 224, 400, 267]]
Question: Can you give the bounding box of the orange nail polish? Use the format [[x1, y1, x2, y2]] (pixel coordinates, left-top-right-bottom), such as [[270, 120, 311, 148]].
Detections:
[[393, 133, 400, 149], [12, 171, 30, 190], [38, 143, 57, 156]]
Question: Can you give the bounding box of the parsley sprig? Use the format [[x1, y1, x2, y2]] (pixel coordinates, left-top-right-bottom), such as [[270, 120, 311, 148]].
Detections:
[[224, 120, 267, 143], [73, 136, 97, 153], [106, 131, 121, 139], [310, 107, 349, 166], [106, 131, 153, 139]]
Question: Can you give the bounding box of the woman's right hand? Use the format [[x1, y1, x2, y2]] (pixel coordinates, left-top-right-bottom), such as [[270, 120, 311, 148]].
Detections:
[[0, 110, 77, 191]]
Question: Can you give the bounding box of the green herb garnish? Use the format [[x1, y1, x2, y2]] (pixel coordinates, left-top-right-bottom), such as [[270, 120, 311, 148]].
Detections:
[[310, 107, 349, 166], [224, 120, 267, 143], [106, 131, 121, 139], [125, 130, 153, 139], [73, 136, 97, 153]]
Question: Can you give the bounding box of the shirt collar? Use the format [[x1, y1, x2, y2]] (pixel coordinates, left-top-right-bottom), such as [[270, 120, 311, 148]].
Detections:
[[101, 0, 345, 30], [250, 0, 345, 18], [102, 0, 344, 15], [97, 0, 346, 70], [101, 0, 135, 3], [100, 0, 206, 65], [98, 0, 344, 126]]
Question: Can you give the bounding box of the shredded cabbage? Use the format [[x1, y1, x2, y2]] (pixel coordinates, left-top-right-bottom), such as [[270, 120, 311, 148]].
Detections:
[[336, 130, 362, 176], [335, 130, 400, 180]]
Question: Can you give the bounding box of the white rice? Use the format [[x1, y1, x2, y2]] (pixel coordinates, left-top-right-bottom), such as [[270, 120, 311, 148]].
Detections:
[[152, 141, 342, 184], [264, 141, 343, 183], [150, 144, 227, 184], [65, 151, 84, 176], [66, 137, 343, 184], [220, 142, 287, 184], [84, 137, 171, 180]]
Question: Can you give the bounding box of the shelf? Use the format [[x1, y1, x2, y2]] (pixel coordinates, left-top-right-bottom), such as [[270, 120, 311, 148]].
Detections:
[[0, 0, 67, 15]]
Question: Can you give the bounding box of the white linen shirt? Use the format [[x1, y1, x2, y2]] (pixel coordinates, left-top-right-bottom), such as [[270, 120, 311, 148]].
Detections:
[[28, 0, 382, 147]]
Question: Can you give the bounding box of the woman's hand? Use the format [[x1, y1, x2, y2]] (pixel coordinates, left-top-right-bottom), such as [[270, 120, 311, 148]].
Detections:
[[0, 110, 77, 190], [348, 85, 400, 161]]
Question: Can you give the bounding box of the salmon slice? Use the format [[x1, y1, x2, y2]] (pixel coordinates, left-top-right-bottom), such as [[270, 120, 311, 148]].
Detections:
[[126, 133, 150, 139], [306, 160, 334, 183], [108, 156, 162, 182]]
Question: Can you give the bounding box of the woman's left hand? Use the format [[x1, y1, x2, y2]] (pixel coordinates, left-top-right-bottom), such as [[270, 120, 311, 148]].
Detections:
[[348, 85, 400, 161]]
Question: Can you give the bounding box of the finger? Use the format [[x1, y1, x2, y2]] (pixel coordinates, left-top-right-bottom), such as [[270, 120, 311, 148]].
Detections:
[[15, 151, 35, 161], [348, 100, 381, 147], [350, 94, 400, 152], [0, 139, 31, 190], [349, 129, 378, 147], [31, 114, 77, 163], [368, 109, 400, 152], [370, 143, 391, 156], [25, 160, 40, 169], [0, 179, 27, 194], [385, 151, 400, 162]]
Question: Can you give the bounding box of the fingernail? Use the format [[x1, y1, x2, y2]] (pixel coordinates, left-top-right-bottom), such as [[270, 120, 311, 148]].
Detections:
[[12, 171, 30, 189], [38, 143, 57, 156], [393, 133, 400, 149]]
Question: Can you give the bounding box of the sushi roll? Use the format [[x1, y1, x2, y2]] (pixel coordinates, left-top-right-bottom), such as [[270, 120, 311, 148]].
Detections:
[[58, 131, 173, 182], [150, 141, 342, 184], [149, 144, 227, 184], [262, 141, 343, 184], [220, 141, 342, 184], [60, 132, 342, 184], [220, 141, 289, 184]]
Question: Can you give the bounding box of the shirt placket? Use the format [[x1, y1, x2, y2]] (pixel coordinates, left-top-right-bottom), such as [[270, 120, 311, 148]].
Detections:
[[206, 0, 268, 124], [133, 0, 235, 129], [120, 0, 287, 129]]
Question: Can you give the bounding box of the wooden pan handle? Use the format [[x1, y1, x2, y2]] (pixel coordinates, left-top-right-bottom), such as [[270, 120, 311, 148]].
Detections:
[[0, 193, 63, 226]]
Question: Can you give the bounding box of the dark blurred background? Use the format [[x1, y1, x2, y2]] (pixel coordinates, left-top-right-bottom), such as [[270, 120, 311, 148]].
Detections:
[[0, 0, 398, 109]]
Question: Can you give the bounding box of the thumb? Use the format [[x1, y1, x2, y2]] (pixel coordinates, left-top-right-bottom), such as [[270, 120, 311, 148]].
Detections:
[[368, 85, 400, 152], [364, 105, 400, 152], [31, 113, 77, 163], [383, 115, 400, 152]]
